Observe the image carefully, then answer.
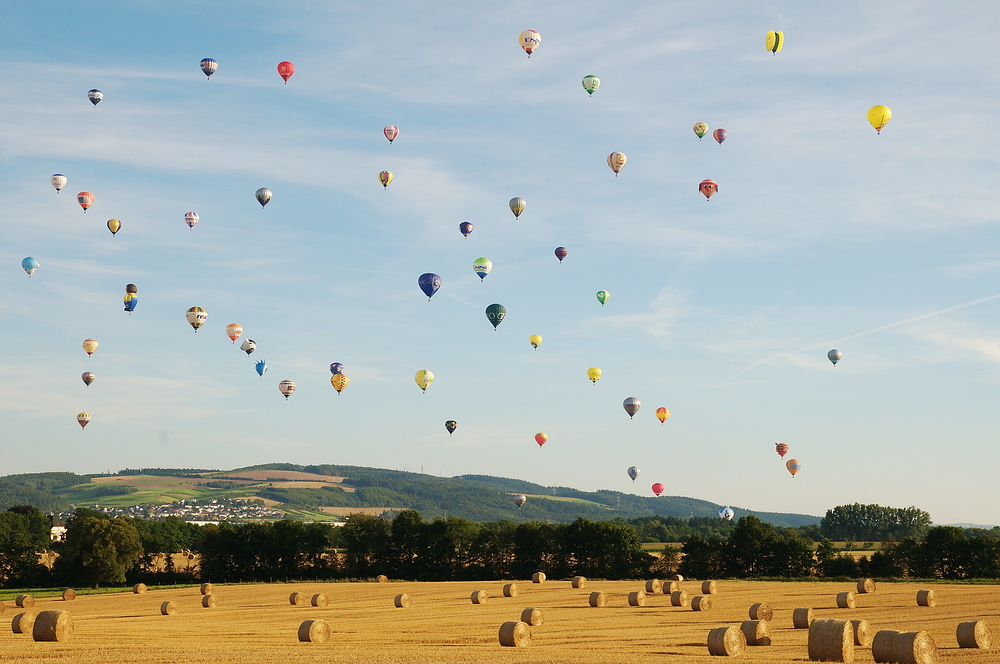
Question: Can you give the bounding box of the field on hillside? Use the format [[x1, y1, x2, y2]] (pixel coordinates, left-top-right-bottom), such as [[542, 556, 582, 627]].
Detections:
[[1, 579, 996, 663]]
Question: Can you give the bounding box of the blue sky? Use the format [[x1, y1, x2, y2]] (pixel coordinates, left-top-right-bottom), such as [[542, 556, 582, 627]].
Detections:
[[2, 2, 999, 525]]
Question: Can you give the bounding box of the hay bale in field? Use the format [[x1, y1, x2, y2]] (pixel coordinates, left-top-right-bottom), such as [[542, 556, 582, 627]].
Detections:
[[531, 572, 546, 583], [498, 620, 531, 647], [503, 583, 518, 597], [793, 607, 815, 629], [872, 630, 901, 662], [892, 631, 938, 664], [916, 589, 936, 607], [589, 591, 607, 607], [202, 595, 217, 608], [471, 590, 488, 605], [707, 625, 746, 656], [12, 612, 35, 635], [850, 619, 873, 647], [200, 583, 213, 595], [393, 593, 410, 608], [572, 576, 586, 588], [289, 592, 308, 606], [661, 580, 678, 594], [740, 619, 771, 646], [808, 618, 854, 662], [311, 593, 328, 607], [692, 596, 712, 611], [298, 619, 331, 643], [132, 583, 146, 594], [956, 621, 992, 649], [645, 579, 662, 594], [61, 589, 76, 601], [749, 602, 773, 621], [670, 590, 689, 607], [160, 601, 179, 616], [702, 580, 718, 594], [628, 591, 646, 607], [15, 595, 34, 608], [857, 578, 875, 594], [31, 610, 73, 643], [837, 591, 856, 609], [520, 607, 543, 626], [376, 575, 388, 583], [671, 574, 684, 582]]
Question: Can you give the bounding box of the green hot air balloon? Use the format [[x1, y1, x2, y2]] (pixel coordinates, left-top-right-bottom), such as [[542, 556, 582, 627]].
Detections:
[[485, 303, 506, 330], [582, 75, 600, 96], [596, 290, 610, 306]]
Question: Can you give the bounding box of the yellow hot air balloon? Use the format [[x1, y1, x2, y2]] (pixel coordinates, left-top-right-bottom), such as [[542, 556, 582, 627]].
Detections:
[[82, 338, 99, 356], [77, 412, 91, 429], [378, 171, 393, 189], [587, 367, 602, 384], [331, 374, 349, 394], [867, 105, 891, 134], [529, 334, 542, 349], [415, 370, 434, 392], [107, 219, 121, 236], [766, 30, 783, 54]]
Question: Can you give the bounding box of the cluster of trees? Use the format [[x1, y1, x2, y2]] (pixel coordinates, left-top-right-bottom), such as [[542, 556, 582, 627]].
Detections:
[[819, 504, 932, 541]]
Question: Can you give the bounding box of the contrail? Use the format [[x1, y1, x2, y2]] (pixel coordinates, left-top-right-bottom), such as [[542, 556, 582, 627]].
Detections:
[[712, 293, 1000, 387]]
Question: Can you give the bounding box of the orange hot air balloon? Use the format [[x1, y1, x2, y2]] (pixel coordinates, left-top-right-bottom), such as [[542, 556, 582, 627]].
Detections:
[[786, 459, 802, 477], [277, 61, 295, 83], [651, 483, 665, 497], [775, 442, 789, 458], [226, 323, 243, 343], [331, 373, 349, 394], [534, 433, 548, 447], [699, 179, 718, 201], [656, 407, 669, 424], [77, 412, 91, 430], [77, 192, 94, 212]]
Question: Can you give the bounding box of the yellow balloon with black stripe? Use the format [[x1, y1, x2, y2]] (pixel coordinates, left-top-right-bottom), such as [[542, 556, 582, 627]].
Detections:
[[766, 30, 783, 54]]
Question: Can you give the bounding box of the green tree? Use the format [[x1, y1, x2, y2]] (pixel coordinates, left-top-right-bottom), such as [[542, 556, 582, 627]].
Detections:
[[820, 504, 931, 541], [0, 505, 52, 586], [340, 513, 391, 578], [56, 508, 142, 587]]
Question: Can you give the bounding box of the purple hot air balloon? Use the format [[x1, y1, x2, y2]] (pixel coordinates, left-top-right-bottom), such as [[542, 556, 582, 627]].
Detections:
[[713, 128, 727, 145], [459, 222, 473, 238], [554, 247, 568, 263], [418, 273, 442, 300]]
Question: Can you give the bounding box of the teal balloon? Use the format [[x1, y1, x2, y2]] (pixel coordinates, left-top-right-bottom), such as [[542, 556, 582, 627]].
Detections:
[[485, 303, 506, 329], [596, 290, 610, 306]]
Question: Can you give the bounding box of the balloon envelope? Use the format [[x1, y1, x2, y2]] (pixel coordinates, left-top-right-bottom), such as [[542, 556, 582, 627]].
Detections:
[[623, 397, 641, 419], [534, 433, 547, 447], [627, 466, 639, 482], [330, 363, 344, 375], [582, 75, 600, 96], [587, 367, 602, 384], [514, 494, 527, 508], [255, 188, 272, 207], [509, 197, 526, 218], [418, 273, 442, 300], [713, 128, 727, 145], [596, 290, 610, 306], [828, 349, 842, 365], [200, 58, 218, 77], [82, 338, 99, 356], [383, 125, 399, 143], [529, 334, 542, 349], [766, 30, 783, 54], [277, 61, 294, 83], [226, 323, 242, 342], [485, 303, 506, 329], [651, 483, 664, 497], [51, 174, 66, 192], [241, 338, 256, 355], [445, 420, 457, 435], [693, 122, 709, 139], [81, 372, 95, 387], [473, 258, 492, 280], [107, 218, 120, 235], [77, 192, 93, 212], [185, 212, 199, 228], [255, 359, 267, 377], [518, 30, 540, 57], [607, 152, 627, 176], [459, 222, 473, 238], [123, 293, 137, 313], [378, 171, 393, 189], [77, 412, 90, 429], [775, 442, 789, 458], [719, 507, 735, 520], [87, 89, 102, 106], [699, 179, 718, 200], [656, 407, 669, 424], [786, 459, 802, 477], [186, 307, 207, 332], [554, 247, 567, 262], [278, 379, 296, 400], [21, 257, 39, 277], [331, 374, 349, 393], [868, 105, 891, 133], [414, 370, 434, 392]]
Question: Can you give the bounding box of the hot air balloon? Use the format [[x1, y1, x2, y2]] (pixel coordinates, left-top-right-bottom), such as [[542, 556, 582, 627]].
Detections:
[[596, 290, 610, 306], [534, 433, 547, 447], [582, 75, 600, 96], [514, 494, 527, 508], [226, 324, 242, 343], [185, 212, 199, 228], [87, 89, 102, 106], [241, 338, 256, 355], [81, 372, 95, 387], [623, 397, 641, 419], [473, 257, 492, 281], [766, 30, 783, 54], [459, 222, 473, 238], [77, 412, 91, 430], [21, 257, 39, 277], [445, 420, 457, 436], [699, 179, 718, 201], [107, 219, 120, 236], [828, 349, 842, 366], [378, 171, 393, 189], [384, 125, 399, 144], [587, 367, 602, 384], [331, 374, 349, 394], [651, 483, 664, 497], [255, 359, 267, 377], [51, 174, 66, 193], [77, 192, 93, 212], [775, 442, 789, 458], [607, 152, 627, 176], [82, 338, 99, 356], [518, 30, 540, 57], [418, 273, 442, 300], [124, 284, 138, 314], [279, 379, 296, 400], [415, 370, 434, 392], [868, 105, 891, 134], [719, 507, 735, 520], [200, 58, 218, 78], [255, 188, 272, 208], [529, 334, 542, 349], [330, 363, 344, 375], [786, 459, 802, 477], [277, 61, 295, 83], [485, 303, 506, 329], [713, 128, 727, 145], [693, 122, 709, 140], [627, 466, 639, 482], [656, 407, 669, 424], [509, 197, 526, 219], [554, 247, 567, 263], [186, 306, 207, 332]]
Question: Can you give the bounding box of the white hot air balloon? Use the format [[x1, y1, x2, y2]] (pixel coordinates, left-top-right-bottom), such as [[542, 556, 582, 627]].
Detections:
[[627, 466, 640, 482], [828, 349, 842, 366], [279, 379, 296, 400], [51, 174, 67, 193]]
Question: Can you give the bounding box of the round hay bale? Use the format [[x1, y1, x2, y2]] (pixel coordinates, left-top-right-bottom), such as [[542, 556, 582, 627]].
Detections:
[[375, 574, 388, 583], [202, 595, 217, 608], [661, 580, 679, 594], [311, 593, 328, 607], [671, 574, 684, 582], [892, 631, 938, 664], [132, 583, 146, 595], [520, 607, 543, 626], [160, 601, 179, 616], [916, 589, 936, 607], [298, 619, 331, 643], [289, 592, 308, 606], [31, 610, 73, 643], [702, 580, 718, 594], [200, 583, 213, 595], [393, 593, 411, 608], [740, 619, 771, 646], [645, 579, 662, 594], [670, 590, 689, 607], [692, 595, 712, 611], [850, 619, 874, 647], [793, 607, 815, 629], [503, 583, 518, 598], [872, 630, 901, 663], [572, 576, 586, 588], [808, 618, 854, 663], [707, 625, 746, 656], [857, 578, 876, 594], [12, 612, 35, 635], [589, 591, 606, 607], [15, 595, 34, 608], [61, 589, 76, 601], [498, 620, 530, 647], [956, 621, 992, 649], [837, 591, 856, 609], [531, 572, 546, 584], [750, 602, 773, 621], [628, 590, 646, 607], [471, 590, 488, 605]]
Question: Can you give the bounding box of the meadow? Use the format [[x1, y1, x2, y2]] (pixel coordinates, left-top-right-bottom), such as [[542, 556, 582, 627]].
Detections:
[[1, 579, 996, 663]]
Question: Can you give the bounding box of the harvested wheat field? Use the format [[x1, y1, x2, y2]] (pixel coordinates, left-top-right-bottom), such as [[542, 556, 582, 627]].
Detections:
[[0, 580, 996, 663]]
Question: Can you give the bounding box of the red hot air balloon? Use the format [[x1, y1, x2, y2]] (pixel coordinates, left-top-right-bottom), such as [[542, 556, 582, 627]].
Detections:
[[775, 442, 789, 458], [534, 433, 548, 447], [699, 179, 718, 201], [77, 192, 94, 212], [651, 483, 665, 497], [554, 247, 568, 263], [277, 61, 295, 83], [384, 125, 399, 144]]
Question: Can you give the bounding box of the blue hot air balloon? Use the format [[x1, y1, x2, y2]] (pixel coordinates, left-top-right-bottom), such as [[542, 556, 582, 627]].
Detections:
[[459, 222, 473, 238], [200, 58, 218, 79], [330, 363, 344, 375], [87, 89, 102, 106], [21, 257, 39, 277], [418, 273, 442, 300], [255, 359, 267, 377]]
